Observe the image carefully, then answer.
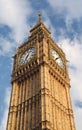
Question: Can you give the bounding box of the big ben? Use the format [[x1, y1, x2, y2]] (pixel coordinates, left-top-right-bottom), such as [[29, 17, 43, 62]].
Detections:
[[6, 14, 76, 130]]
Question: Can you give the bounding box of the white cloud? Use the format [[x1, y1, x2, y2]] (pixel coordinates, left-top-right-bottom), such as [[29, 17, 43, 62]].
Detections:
[[47, 0, 82, 19], [0, 36, 15, 56], [58, 36, 82, 130], [0, 0, 33, 56], [74, 107, 82, 130], [0, 0, 31, 25], [0, 87, 11, 130]]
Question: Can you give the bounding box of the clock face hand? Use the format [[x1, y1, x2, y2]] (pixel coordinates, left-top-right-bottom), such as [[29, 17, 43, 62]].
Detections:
[[25, 53, 29, 61], [50, 48, 64, 68], [19, 47, 36, 65], [55, 57, 60, 60], [56, 58, 64, 67]]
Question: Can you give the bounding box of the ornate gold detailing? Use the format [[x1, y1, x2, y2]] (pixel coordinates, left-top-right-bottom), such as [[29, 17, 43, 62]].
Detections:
[[7, 15, 76, 130]]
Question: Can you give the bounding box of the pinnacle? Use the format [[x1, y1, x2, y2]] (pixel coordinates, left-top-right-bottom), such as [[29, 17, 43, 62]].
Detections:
[[38, 11, 42, 23]]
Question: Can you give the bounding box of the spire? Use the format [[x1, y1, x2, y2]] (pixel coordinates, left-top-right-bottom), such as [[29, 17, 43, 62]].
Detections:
[[38, 11, 42, 23]]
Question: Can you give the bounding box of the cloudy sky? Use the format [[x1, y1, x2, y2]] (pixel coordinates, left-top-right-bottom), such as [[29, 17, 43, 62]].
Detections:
[[0, 0, 82, 129]]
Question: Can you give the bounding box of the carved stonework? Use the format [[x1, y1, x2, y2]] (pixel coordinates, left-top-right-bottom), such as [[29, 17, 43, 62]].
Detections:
[[6, 15, 76, 130]]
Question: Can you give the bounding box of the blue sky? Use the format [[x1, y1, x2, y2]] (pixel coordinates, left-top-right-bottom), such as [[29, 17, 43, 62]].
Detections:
[[0, 0, 82, 129]]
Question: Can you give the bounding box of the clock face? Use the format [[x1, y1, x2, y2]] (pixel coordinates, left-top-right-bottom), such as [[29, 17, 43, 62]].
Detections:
[[19, 47, 36, 65], [50, 48, 64, 67]]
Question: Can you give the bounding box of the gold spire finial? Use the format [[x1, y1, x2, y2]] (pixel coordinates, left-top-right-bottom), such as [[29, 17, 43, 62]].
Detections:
[[38, 11, 42, 23]]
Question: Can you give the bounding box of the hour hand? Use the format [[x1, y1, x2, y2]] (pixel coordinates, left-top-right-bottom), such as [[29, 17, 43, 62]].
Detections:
[[55, 57, 59, 60]]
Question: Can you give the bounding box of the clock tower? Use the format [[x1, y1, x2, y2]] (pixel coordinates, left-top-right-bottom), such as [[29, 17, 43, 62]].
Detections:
[[6, 14, 76, 130]]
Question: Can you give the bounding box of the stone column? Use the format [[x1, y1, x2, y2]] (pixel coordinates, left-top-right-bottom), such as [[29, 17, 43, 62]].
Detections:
[[11, 82, 18, 130], [6, 84, 14, 130], [66, 85, 76, 130]]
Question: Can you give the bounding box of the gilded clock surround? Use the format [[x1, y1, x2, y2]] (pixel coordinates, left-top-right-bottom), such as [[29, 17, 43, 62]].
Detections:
[[19, 47, 36, 65], [50, 47, 64, 68], [6, 15, 76, 130]]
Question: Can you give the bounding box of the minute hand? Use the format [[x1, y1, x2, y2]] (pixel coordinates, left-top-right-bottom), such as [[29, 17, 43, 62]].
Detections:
[[25, 53, 29, 61]]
